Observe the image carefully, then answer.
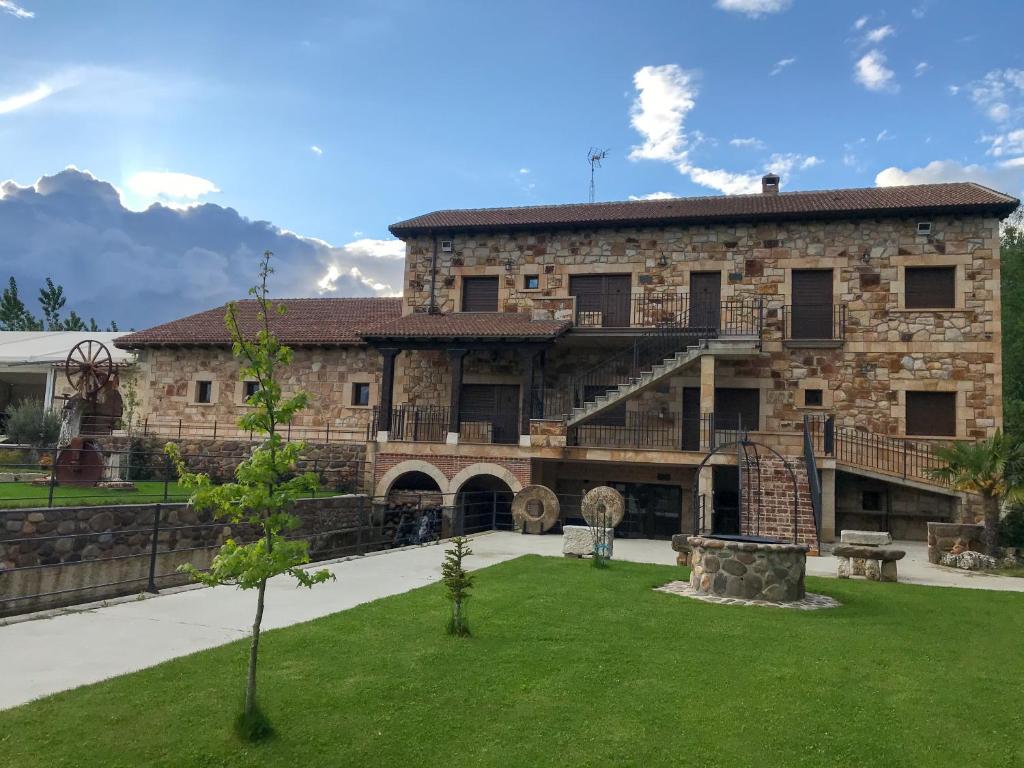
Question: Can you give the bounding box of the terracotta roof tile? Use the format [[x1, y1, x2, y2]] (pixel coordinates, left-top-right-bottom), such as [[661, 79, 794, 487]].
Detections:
[[116, 297, 403, 348], [389, 182, 1019, 236], [362, 312, 570, 341]]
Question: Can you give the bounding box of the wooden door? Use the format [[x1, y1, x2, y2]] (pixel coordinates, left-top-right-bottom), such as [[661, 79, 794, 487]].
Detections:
[[791, 269, 833, 339], [570, 274, 631, 327], [714, 388, 760, 433], [681, 387, 701, 450], [689, 272, 721, 331], [460, 384, 520, 443], [461, 277, 499, 312]]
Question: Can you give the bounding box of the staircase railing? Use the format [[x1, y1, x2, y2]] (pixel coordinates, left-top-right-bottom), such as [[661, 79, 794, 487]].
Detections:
[[565, 297, 764, 415], [802, 416, 823, 540], [804, 414, 948, 486]]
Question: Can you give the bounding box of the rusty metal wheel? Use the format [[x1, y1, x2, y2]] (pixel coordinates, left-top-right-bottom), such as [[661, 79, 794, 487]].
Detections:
[[65, 339, 113, 398]]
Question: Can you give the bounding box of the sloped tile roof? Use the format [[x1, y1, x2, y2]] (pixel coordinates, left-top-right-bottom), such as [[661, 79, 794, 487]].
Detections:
[[115, 297, 403, 348], [389, 182, 1019, 236], [362, 312, 571, 341]]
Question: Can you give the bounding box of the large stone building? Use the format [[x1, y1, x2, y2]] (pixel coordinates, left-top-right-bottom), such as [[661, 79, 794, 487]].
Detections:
[[119, 177, 1018, 545]]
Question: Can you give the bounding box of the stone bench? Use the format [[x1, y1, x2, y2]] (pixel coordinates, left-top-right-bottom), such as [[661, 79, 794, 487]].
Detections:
[[562, 525, 614, 558], [833, 544, 906, 582]]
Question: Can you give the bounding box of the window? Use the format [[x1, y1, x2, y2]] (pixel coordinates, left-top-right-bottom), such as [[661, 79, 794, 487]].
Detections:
[[195, 380, 213, 404], [523, 274, 540, 290], [243, 381, 260, 399], [917, 222, 932, 235], [862, 491, 882, 511], [906, 391, 957, 436], [905, 266, 955, 309], [351, 382, 370, 407], [461, 276, 499, 312], [804, 388, 823, 407]]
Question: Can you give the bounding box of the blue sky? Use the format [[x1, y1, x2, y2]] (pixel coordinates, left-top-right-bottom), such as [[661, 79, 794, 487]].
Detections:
[[2, 0, 1024, 327]]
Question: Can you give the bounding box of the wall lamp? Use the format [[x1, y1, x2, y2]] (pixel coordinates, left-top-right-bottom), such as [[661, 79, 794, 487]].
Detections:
[[658, 253, 669, 267], [504, 257, 515, 272]]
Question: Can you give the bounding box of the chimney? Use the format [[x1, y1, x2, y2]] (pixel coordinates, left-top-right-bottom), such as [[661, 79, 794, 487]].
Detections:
[[762, 173, 780, 195]]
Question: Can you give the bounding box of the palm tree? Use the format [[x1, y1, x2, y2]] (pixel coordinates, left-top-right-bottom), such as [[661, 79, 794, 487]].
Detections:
[[928, 430, 1024, 554]]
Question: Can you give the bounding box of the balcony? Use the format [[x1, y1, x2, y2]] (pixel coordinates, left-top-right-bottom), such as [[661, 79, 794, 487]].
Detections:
[[572, 292, 764, 336], [370, 405, 520, 445], [780, 303, 847, 346]]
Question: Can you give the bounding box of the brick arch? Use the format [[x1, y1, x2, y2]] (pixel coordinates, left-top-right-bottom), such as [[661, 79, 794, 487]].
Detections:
[[374, 460, 449, 499], [448, 462, 524, 497]]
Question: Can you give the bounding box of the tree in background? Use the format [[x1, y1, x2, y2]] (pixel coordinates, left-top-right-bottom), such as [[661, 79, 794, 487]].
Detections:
[[3, 399, 61, 457], [1001, 208, 1024, 442], [166, 251, 332, 740], [928, 430, 1024, 554], [0, 276, 119, 332]]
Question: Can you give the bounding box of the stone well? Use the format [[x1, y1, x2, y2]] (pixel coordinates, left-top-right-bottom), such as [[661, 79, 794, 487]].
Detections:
[[688, 536, 809, 603]]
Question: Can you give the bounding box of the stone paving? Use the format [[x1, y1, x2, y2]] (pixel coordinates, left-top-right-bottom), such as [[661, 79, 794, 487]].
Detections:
[[654, 580, 841, 610]]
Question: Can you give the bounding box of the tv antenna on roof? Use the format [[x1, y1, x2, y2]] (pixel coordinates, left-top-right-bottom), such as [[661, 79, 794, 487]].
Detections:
[[588, 147, 609, 203]]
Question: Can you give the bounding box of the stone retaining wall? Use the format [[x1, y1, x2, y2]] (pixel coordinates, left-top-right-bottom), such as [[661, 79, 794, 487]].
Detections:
[[926, 521, 985, 563], [688, 535, 808, 602], [0, 495, 369, 617]]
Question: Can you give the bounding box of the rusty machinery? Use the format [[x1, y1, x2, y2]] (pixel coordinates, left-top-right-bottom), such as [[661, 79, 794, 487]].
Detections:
[[55, 340, 125, 486]]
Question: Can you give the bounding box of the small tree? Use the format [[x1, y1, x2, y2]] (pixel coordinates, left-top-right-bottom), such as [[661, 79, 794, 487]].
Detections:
[[167, 251, 333, 740], [118, 368, 141, 481], [4, 399, 61, 457], [441, 536, 473, 636], [928, 430, 1024, 554]]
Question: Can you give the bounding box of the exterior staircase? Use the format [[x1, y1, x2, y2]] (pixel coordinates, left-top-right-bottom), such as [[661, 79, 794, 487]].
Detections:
[[566, 337, 760, 428]]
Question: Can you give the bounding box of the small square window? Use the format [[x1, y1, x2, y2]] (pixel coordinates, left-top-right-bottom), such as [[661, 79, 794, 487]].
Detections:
[[917, 222, 932, 235], [804, 388, 823, 407], [862, 491, 882, 511], [523, 274, 540, 290], [243, 381, 260, 399], [195, 380, 212, 404], [352, 382, 370, 407]]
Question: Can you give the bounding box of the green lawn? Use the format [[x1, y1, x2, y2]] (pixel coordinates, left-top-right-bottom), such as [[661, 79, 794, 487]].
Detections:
[[0, 481, 190, 508], [1, 555, 1022, 767]]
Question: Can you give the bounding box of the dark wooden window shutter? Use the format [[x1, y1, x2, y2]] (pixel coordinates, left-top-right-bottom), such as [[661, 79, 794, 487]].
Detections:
[[906, 391, 956, 436], [461, 277, 499, 311], [905, 267, 956, 309]]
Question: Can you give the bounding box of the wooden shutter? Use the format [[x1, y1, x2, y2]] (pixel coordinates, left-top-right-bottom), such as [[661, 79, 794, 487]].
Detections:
[[906, 392, 956, 436], [790, 269, 833, 339], [905, 267, 955, 309], [461, 277, 499, 312], [570, 274, 632, 327], [689, 272, 722, 330], [714, 388, 760, 432]]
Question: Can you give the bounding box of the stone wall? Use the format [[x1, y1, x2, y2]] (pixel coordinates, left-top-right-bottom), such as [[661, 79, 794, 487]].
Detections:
[[132, 345, 383, 439], [927, 522, 985, 563], [835, 471, 959, 540], [741, 454, 818, 549], [0, 495, 370, 616], [398, 214, 1001, 439], [688, 535, 808, 602], [100, 435, 368, 494]]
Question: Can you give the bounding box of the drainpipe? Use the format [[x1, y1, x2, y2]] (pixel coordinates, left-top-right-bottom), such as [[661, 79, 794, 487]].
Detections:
[[428, 232, 439, 314]]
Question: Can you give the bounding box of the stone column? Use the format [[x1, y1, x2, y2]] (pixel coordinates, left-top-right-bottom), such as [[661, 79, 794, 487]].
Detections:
[[700, 353, 715, 439], [820, 466, 837, 542], [376, 348, 399, 442], [447, 348, 468, 444], [696, 353, 716, 534], [519, 349, 536, 447]]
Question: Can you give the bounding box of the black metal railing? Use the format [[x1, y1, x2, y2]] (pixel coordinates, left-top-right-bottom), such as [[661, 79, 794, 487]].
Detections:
[[369, 405, 520, 444], [572, 292, 764, 335], [781, 303, 847, 341], [805, 414, 948, 484], [802, 416, 823, 539], [567, 412, 749, 452]]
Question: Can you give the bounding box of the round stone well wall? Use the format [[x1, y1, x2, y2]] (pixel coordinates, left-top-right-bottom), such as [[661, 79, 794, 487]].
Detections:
[[688, 536, 808, 603]]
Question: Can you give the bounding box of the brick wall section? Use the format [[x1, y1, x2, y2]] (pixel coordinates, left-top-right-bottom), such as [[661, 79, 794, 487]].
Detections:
[[740, 454, 818, 548], [100, 435, 368, 493], [374, 452, 531, 494]]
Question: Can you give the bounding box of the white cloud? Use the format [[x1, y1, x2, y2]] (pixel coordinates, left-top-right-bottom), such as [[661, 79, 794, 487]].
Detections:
[[914, 62, 930, 77], [310, 145, 323, 156], [968, 69, 1024, 123], [770, 57, 795, 76], [765, 152, 820, 177], [875, 159, 1024, 194], [864, 25, 895, 44], [628, 64, 697, 162], [715, 0, 791, 18], [876, 128, 892, 142], [843, 153, 858, 168], [730, 137, 765, 149], [855, 50, 898, 93], [519, 167, 530, 174], [0, 0, 33, 18], [801, 155, 822, 169], [985, 129, 1024, 157], [912, 3, 928, 19], [685, 167, 762, 194], [628, 191, 677, 200], [949, 85, 960, 95], [853, 16, 868, 30], [315, 239, 404, 296], [124, 171, 219, 205], [0, 82, 53, 114]]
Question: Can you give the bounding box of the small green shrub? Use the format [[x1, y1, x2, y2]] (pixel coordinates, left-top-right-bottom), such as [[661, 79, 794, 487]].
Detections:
[[4, 399, 60, 447], [999, 506, 1024, 549], [442, 536, 473, 637]]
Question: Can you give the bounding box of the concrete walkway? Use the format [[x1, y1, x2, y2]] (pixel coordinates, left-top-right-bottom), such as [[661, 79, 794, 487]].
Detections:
[[2, 532, 1022, 711]]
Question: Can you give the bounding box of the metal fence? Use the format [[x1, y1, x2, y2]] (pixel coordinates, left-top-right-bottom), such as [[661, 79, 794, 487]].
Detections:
[[0, 445, 367, 508], [72, 414, 369, 444]]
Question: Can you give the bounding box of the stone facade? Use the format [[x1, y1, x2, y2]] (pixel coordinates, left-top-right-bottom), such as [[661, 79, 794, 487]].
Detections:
[[132, 345, 384, 440], [399, 214, 1001, 439]]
